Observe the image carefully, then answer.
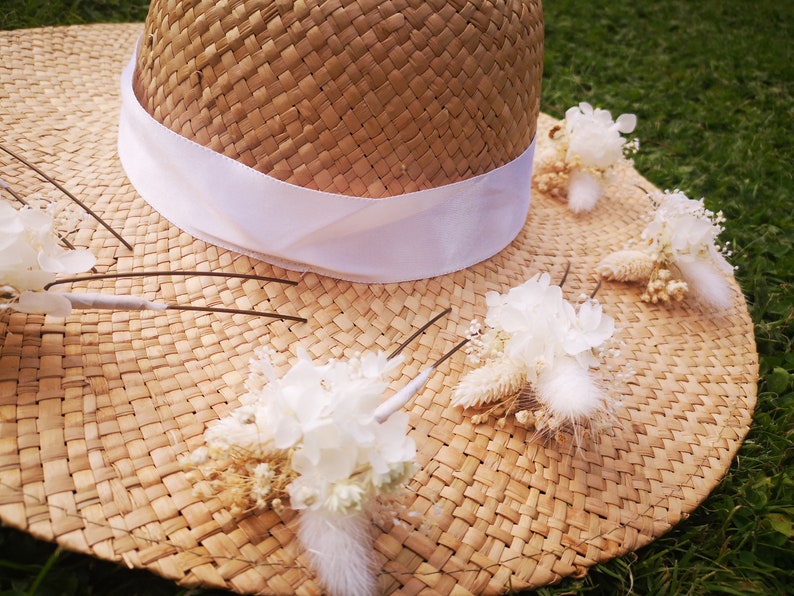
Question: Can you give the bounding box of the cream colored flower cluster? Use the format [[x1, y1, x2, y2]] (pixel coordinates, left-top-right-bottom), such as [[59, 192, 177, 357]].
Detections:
[[0, 201, 95, 316], [452, 273, 624, 444], [186, 347, 417, 516], [535, 102, 638, 213], [598, 190, 734, 309]]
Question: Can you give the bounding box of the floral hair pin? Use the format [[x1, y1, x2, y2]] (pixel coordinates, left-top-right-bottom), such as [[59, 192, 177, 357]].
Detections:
[[535, 102, 638, 213], [0, 200, 305, 321], [597, 189, 735, 310], [184, 311, 464, 596], [452, 270, 629, 447], [1, 153, 305, 322]]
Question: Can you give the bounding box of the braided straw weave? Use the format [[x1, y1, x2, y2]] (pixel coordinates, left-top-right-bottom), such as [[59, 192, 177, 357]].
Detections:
[[133, 0, 543, 197], [0, 23, 757, 596]]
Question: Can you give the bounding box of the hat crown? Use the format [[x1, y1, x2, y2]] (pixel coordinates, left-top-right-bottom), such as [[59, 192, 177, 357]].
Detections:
[[133, 0, 543, 198]]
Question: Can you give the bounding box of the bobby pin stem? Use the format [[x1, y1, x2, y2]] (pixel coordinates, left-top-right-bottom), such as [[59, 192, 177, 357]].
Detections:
[[433, 338, 469, 369], [373, 337, 468, 424], [388, 306, 452, 360], [44, 270, 297, 291], [558, 262, 571, 288], [168, 304, 306, 323]]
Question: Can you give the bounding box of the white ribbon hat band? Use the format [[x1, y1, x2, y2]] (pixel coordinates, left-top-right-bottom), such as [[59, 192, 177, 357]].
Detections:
[[118, 53, 535, 283]]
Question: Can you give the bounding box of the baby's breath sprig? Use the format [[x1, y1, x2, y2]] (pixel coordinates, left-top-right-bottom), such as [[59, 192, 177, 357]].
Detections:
[[185, 445, 296, 516]]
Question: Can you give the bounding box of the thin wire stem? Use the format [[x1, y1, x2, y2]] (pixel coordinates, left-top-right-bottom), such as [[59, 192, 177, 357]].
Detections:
[[0, 143, 134, 250], [433, 338, 469, 369], [43, 270, 297, 291], [168, 304, 306, 323], [558, 262, 571, 287], [388, 306, 452, 360], [590, 280, 602, 299], [0, 177, 27, 205]]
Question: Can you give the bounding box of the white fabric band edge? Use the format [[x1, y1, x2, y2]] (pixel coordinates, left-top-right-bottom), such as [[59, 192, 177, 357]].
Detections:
[[117, 53, 534, 283]]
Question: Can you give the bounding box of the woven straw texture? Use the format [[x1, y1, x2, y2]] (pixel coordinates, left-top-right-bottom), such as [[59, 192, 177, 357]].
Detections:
[[0, 24, 757, 596], [133, 0, 543, 198]]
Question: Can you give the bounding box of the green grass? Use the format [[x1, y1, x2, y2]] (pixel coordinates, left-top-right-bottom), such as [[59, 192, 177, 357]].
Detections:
[[1, 0, 793, 594]]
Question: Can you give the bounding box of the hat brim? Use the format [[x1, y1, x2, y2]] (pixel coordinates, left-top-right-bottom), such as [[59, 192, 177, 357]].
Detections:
[[0, 24, 757, 594]]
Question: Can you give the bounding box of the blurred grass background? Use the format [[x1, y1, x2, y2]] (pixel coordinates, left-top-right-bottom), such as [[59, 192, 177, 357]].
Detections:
[[1, 0, 792, 594]]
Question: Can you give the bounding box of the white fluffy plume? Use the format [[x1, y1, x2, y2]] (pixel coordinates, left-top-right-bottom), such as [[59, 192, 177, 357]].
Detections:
[[567, 169, 603, 213], [676, 259, 733, 310], [536, 356, 604, 422], [298, 508, 377, 596]]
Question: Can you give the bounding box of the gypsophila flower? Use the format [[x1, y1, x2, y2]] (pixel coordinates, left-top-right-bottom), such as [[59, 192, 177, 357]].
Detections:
[[597, 190, 735, 310], [452, 272, 625, 446], [535, 102, 638, 213], [0, 201, 96, 316], [184, 346, 417, 516]]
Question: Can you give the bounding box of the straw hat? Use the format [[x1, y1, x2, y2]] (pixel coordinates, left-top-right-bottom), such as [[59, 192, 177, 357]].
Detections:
[[0, 1, 757, 594]]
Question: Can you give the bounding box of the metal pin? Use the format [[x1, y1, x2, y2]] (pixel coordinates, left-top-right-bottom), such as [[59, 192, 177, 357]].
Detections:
[[60, 292, 306, 322], [388, 306, 452, 360], [432, 337, 469, 369], [167, 304, 306, 322], [0, 143, 134, 250], [44, 270, 298, 290], [374, 318, 468, 423], [558, 262, 571, 287]]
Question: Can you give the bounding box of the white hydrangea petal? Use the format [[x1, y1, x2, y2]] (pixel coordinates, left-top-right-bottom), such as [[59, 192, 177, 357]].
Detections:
[[616, 113, 637, 134], [300, 419, 343, 466], [38, 247, 97, 274]]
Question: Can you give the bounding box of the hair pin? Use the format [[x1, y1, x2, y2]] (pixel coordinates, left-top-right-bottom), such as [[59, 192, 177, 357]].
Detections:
[[44, 270, 305, 322], [597, 189, 735, 310], [183, 308, 467, 596], [375, 327, 468, 423], [535, 102, 638, 214], [452, 270, 627, 448], [2, 188, 303, 321]]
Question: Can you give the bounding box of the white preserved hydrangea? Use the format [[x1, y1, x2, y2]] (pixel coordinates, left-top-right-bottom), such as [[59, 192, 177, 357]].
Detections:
[[0, 201, 95, 316], [564, 102, 638, 169], [536, 102, 638, 213], [199, 347, 417, 515], [453, 273, 621, 442], [598, 190, 734, 309]]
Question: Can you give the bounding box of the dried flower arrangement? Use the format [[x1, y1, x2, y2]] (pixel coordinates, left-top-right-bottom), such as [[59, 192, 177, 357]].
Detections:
[[535, 102, 638, 213], [598, 189, 735, 309]]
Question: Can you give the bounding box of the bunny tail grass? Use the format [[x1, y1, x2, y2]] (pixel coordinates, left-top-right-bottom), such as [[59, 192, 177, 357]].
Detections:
[[567, 169, 603, 213], [298, 508, 377, 596], [677, 259, 734, 311]]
